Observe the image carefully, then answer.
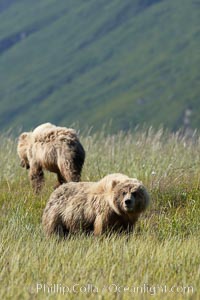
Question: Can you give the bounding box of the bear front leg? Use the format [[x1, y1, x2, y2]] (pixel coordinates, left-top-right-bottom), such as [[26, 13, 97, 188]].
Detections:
[[94, 215, 107, 236], [29, 163, 44, 193], [42, 204, 66, 237]]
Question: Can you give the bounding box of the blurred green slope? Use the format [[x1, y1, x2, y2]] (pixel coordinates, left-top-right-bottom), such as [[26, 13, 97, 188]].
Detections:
[[0, 0, 199, 132]]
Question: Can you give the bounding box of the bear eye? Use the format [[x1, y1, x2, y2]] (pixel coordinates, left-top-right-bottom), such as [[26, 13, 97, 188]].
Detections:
[[131, 191, 137, 197], [122, 191, 126, 196]]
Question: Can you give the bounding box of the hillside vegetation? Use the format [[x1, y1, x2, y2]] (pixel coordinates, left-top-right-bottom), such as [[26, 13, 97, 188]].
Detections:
[[0, 128, 200, 299], [0, 0, 200, 132]]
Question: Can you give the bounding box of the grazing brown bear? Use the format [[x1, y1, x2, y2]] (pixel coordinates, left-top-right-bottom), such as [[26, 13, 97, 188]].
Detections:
[[42, 173, 150, 237], [17, 123, 85, 193]]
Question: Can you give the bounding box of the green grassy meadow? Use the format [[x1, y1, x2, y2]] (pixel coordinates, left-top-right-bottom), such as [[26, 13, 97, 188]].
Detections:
[[0, 128, 200, 299]]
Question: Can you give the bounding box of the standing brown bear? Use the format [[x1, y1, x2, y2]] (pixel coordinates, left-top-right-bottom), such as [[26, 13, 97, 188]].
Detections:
[[17, 123, 85, 193], [42, 173, 150, 237]]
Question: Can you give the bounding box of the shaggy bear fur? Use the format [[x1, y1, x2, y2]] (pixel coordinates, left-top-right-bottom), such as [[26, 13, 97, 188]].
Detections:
[[17, 123, 85, 193], [42, 173, 150, 237]]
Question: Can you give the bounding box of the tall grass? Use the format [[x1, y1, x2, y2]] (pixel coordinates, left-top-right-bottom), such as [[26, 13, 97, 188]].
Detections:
[[0, 128, 199, 299]]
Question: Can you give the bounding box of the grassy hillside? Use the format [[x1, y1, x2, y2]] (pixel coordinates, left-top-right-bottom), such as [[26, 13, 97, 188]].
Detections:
[[0, 129, 200, 299], [0, 0, 200, 132]]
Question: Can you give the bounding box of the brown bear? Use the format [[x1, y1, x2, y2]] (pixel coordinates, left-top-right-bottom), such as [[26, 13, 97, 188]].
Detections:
[[42, 173, 150, 237], [17, 123, 85, 193]]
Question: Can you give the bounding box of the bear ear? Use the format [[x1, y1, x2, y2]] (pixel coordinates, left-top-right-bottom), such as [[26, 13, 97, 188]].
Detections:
[[111, 180, 118, 190], [19, 132, 29, 140], [104, 177, 119, 192]]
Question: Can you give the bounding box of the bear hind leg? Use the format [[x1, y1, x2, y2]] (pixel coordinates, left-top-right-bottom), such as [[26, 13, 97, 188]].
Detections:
[[42, 206, 68, 238], [54, 172, 66, 190], [59, 161, 81, 183]]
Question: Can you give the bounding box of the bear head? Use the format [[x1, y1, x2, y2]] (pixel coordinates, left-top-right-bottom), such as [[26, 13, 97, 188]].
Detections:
[[110, 178, 150, 215], [17, 132, 32, 169]]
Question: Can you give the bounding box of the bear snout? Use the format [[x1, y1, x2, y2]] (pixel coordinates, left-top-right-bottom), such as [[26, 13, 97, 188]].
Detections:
[[124, 197, 135, 211], [125, 199, 132, 206]]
